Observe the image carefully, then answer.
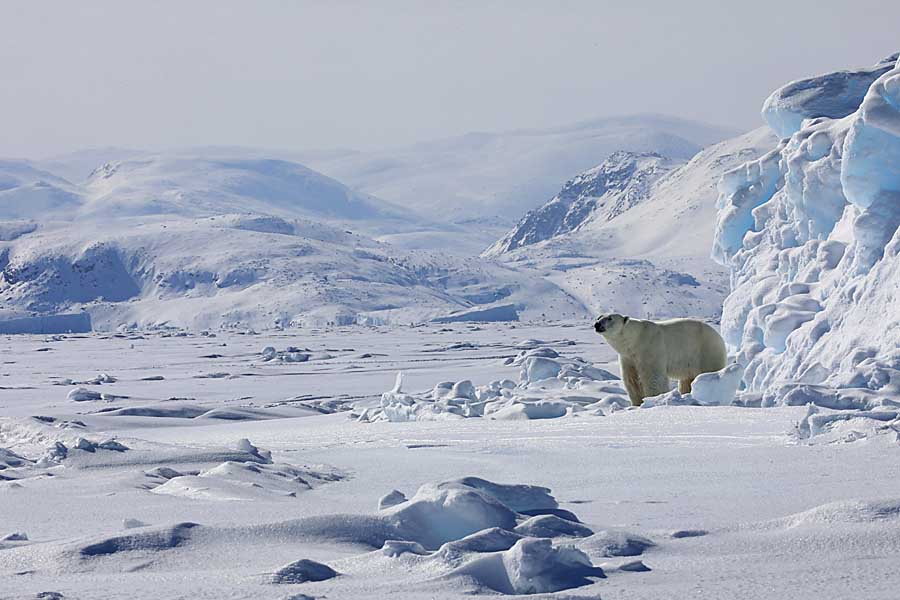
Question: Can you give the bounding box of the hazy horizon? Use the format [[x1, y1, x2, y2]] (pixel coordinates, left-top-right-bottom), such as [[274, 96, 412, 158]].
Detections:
[[3, 0, 898, 158]]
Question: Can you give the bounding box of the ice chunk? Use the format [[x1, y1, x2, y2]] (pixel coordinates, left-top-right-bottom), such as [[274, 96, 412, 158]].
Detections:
[[520, 356, 562, 383], [691, 363, 744, 406], [451, 380, 477, 400]]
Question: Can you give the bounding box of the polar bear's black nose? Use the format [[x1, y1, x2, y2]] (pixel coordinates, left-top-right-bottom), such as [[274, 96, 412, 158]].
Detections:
[[594, 320, 605, 333]]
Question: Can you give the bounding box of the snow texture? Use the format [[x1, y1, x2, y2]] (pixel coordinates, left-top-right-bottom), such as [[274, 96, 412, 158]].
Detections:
[[363, 349, 628, 422], [713, 54, 900, 405]]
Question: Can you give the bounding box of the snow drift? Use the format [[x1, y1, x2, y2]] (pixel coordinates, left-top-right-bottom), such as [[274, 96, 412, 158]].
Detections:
[[713, 54, 900, 401]]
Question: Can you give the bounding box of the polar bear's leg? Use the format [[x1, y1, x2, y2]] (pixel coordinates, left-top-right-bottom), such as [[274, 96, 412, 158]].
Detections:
[[678, 377, 694, 394], [620, 358, 643, 406], [638, 361, 670, 400]]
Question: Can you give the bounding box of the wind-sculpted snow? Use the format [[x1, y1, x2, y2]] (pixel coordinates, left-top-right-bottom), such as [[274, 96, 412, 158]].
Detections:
[[762, 54, 899, 139], [713, 54, 900, 404], [149, 460, 345, 501]]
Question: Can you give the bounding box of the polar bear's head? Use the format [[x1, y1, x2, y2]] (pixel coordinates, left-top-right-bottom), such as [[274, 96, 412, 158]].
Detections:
[[593, 313, 629, 337]]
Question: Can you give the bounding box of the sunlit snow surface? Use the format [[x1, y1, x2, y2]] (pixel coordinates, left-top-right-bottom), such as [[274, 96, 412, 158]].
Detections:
[[2, 322, 900, 599]]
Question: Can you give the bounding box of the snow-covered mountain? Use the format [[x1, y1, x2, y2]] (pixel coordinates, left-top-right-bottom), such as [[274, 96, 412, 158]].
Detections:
[[0, 151, 596, 329], [0, 160, 82, 221], [302, 114, 737, 226], [483, 128, 777, 320], [714, 53, 900, 397], [79, 156, 416, 226], [0, 212, 591, 330], [484, 152, 678, 256], [0, 111, 746, 331]]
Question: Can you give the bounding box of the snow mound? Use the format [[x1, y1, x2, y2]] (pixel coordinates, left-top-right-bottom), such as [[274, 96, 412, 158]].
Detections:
[[66, 387, 102, 402], [713, 53, 900, 405], [271, 558, 339, 584], [782, 498, 900, 528], [76, 522, 199, 557], [448, 537, 604, 595], [578, 530, 656, 558], [151, 459, 343, 501], [382, 480, 520, 550]]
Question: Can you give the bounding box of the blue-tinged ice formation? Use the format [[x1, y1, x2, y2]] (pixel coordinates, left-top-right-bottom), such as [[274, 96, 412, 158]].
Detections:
[[713, 54, 900, 398], [761, 53, 898, 139]]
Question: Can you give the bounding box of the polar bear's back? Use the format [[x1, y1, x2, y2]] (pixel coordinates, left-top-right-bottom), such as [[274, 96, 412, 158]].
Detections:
[[654, 318, 727, 377]]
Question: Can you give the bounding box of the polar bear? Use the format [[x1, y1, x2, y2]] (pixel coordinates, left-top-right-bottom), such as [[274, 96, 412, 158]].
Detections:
[[594, 313, 727, 406]]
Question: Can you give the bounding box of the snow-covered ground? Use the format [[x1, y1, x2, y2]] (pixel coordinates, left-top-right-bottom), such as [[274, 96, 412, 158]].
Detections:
[[2, 323, 900, 599], [3, 48, 900, 600]]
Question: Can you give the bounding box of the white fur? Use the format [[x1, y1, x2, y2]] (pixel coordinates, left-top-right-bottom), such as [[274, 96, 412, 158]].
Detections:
[[594, 313, 727, 406]]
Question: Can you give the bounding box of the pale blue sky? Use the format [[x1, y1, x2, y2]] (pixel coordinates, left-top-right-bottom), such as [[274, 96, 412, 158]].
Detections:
[[2, 0, 898, 157]]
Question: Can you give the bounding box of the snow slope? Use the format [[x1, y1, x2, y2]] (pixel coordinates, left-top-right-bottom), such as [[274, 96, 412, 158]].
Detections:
[[80, 156, 410, 225], [484, 151, 679, 256], [0, 160, 82, 221], [0, 213, 590, 330], [1, 149, 603, 328], [484, 128, 777, 320], [1, 113, 743, 330], [303, 114, 737, 226], [713, 53, 900, 396]]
